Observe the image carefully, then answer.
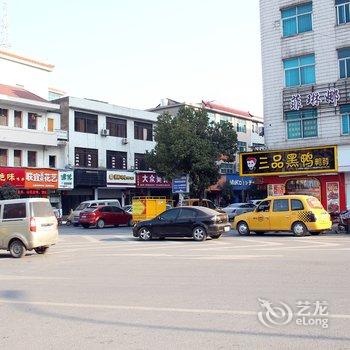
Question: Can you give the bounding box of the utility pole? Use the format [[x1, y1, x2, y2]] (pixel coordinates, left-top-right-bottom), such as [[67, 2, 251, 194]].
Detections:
[[0, 0, 10, 49]]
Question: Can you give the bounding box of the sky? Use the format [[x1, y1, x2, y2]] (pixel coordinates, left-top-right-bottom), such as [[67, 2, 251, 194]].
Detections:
[[6, 0, 263, 116]]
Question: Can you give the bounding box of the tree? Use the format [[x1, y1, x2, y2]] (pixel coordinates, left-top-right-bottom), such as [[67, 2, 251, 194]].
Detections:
[[146, 107, 237, 198], [0, 183, 19, 200]]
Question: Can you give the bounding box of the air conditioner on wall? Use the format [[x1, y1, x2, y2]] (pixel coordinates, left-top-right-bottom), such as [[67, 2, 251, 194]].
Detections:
[[122, 138, 129, 144], [100, 129, 110, 136]]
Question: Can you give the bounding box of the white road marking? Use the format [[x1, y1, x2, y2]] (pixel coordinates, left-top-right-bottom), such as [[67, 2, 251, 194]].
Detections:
[[186, 254, 284, 260], [81, 235, 101, 243], [0, 299, 349, 320], [0, 275, 71, 280]]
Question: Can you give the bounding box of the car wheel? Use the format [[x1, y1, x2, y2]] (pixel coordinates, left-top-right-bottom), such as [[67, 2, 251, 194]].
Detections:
[[82, 224, 90, 229], [9, 240, 26, 258], [255, 231, 265, 236], [34, 246, 49, 254], [192, 226, 207, 241], [237, 221, 250, 236], [138, 227, 151, 241], [210, 234, 221, 239], [96, 219, 105, 229], [292, 222, 308, 237]]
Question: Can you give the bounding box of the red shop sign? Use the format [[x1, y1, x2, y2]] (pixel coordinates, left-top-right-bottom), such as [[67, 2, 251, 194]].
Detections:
[[136, 172, 171, 188], [0, 167, 25, 188]]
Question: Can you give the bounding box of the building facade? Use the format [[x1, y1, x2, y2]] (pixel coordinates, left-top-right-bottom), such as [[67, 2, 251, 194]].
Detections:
[[54, 97, 170, 213], [259, 0, 350, 211]]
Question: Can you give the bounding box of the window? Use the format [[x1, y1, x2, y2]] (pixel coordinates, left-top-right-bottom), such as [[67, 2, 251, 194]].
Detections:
[[106, 117, 127, 138], [100, 206, 112, 213], [281, 3, 312, 37], [284, 54, 315, 87], [111, 207, 123, 213], [220, 115, 233, 123], [159, 209, 179, 221], [0, 108, 8, 126], [256, 200, 271, 213], [178, 208, 197, 220], [3, 203, 26, 220], [28, 151, 37, 167], [338, 47, 350, 79], [48, 118, 54, 132], [74, 111, 98, 134], [106, 150, 127, 170], [219, 162, 235, 174], [134, 122, 153, 141], [291, 199, 304, 211], [75, 147, 98, 168], [14, 150, 22, 167], [49, 155, 56, 168], [134, 153, 149, 170], [341, 104, 350, 135], [14, 111, 22, 128], [285, 109, 317, 139], [0, 149, 7, 166], [28, 113, 37, 130], [31, 202, 54, 217], [237, 120, 247, 133], [237, 141, 247, 152], [273, 199, 289, 212], [336, 0, 350, 25]]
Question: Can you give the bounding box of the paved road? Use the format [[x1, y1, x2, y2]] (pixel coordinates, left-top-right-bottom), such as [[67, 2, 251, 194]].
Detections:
[[0, 226, 350, 349]]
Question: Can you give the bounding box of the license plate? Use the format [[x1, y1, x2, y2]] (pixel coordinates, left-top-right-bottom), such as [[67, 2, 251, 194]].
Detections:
[[224, 226, 230, 232]]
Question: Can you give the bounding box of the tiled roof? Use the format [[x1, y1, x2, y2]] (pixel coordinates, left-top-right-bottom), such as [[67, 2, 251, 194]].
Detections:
[[0, 83, 48, 102], [202, 101, 259, 120]]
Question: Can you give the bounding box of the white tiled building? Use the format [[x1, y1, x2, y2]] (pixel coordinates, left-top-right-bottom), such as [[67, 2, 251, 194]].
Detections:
[[260, 0, 350, 209]]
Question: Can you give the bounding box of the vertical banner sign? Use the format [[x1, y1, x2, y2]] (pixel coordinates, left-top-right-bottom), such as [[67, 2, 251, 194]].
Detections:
[[326, 182, 340, 213], [172, 175, 189, 193]]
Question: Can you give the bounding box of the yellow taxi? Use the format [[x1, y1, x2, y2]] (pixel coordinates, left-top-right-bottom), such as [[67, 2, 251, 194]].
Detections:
[[234, 195, 332, 237]]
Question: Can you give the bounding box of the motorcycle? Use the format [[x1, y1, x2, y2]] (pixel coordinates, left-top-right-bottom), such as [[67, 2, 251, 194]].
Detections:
[[337, 210, 350, 233]]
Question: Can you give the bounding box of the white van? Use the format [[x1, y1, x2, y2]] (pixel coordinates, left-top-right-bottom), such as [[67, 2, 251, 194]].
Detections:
[[0, 198, 58, 258], [72, 199, 121, 226]]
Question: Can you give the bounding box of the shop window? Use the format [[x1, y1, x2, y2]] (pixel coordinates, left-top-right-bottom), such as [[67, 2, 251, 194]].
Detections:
[[286, 109, 317, 139], [285, 178, 321, 200], [14, 150, 22, 167], [106, 150, 127, 170], [134, 122, 153, 141], [28, 151, 37, 167], [74, 111, 98, 134], [14, 111, 22, 128], [106, 117, 127, 138], [0, 108, 8, 126], [0, 149, 8, 166], [75, 147, 98, 168], [273, 199, 289, 212], [28, 113, 38, 130], [341, 104, 350, 135]]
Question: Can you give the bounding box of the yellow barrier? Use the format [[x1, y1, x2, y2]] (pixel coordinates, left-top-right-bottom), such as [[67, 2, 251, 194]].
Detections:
[[132, 196, 167, 223]]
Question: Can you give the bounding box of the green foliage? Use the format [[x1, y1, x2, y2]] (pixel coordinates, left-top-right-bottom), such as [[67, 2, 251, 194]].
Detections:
[[0, 183, 19, 200], [146, 107, 237, 197]]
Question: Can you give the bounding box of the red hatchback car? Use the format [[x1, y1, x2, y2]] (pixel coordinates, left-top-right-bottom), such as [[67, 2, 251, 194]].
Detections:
[[79, 205, 132, 229]]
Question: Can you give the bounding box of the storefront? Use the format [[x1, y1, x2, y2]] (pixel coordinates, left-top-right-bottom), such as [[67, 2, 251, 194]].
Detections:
[[240, 145, 346, 213], [135, 172, 172, 198], [105, 170, 136, 206]]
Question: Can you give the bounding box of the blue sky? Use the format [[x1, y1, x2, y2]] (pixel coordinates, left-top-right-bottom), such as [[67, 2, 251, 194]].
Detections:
[[8, 0, 262, 115]]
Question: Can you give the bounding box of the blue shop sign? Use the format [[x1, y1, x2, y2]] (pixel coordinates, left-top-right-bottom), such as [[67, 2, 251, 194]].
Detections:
[[227, 175, 254, 190]]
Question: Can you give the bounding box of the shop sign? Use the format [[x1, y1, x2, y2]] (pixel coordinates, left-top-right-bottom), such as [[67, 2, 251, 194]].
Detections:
[[0, 167, 25, 188], [58, 170, 74, 189], [227, 175, 255, 189], [240, 146, 337, 177], [326, 182, 340, 213], [107, 171, 136, 187], [25, 169, 58, 189], [17, 189, 48, 196], [136, 172, 171, 188]]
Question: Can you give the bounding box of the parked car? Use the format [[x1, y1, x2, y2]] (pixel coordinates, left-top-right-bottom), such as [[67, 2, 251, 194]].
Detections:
[[72, 199, 121, 226], [79, 205, 132, 229], [249, 199, 264, 206], [222, 203, 256, 220], [123, 205, 132, 214], [133, 206, 230, 241], [0, 198, 58, 258], [235, 195, 332, 237]]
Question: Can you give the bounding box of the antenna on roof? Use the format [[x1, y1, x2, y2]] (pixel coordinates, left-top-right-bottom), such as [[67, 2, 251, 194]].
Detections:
[[0, 0, 10, 49]]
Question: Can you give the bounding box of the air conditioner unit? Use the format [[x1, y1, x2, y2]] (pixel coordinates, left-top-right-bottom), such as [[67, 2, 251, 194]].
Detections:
[[122, 138, 129, 144], [100, 129, 110, 137]]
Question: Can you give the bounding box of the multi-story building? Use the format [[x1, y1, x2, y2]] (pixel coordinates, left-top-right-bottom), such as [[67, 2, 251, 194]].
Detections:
[[54, 97, 168, 212], [0, 50, 68, 210], [253, 0, 350, 211], [149, 99, 264, 175]]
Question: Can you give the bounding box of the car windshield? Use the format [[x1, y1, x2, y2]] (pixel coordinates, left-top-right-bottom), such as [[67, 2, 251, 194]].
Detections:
[[76, 203, 89, 211], [31, 202, 54, 217]]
